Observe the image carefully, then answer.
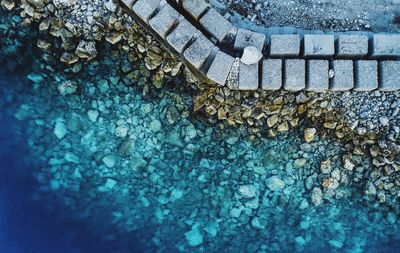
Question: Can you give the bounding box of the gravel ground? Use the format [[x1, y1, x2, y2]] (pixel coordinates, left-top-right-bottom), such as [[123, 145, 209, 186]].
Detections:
[[211, 0, 400, 32]]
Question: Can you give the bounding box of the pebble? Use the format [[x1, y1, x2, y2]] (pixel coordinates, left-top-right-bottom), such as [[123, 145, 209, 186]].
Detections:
[[53, 121, 68, 139], [266, 176, 285, 191], [239, 185, 257, 198], [103, 155, 116, 168], [240, 46, 263, 65]]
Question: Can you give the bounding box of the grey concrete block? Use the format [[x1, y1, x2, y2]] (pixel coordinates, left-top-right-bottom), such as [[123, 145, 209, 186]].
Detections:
[[337, 35, 368, 57], [331, 60, 354, 91], [307, 60, 329, 92], [284, 59, 305, 91], [354, 61, 378, 91], [270, 35, 300, 57], [379, 61, 400, 91], [199, 8, 233, 42], [304, 35, 335, 57], [234, 28, 266, 51], [183, 34, 214, 69], [207, 51, 235, 86], [238, 62, 259, 90], [120, 0, 135, 8], [182, 0, 209, 20], [149, 4, 180, 38], [132, 0, 161, 22], [166, 19, 197, 53], [261, 59, 282, 90], [372, 34, 400, 57]]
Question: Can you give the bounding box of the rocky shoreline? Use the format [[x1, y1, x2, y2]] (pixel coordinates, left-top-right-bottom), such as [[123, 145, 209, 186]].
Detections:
[[0, 1, 399, 252]]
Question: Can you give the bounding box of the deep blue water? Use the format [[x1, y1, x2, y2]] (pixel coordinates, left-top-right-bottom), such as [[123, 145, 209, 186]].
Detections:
[[0, 74, 146, 253]]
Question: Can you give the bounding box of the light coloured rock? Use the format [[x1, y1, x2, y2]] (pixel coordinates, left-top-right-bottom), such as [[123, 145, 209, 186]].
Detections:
[[87, 109, 99, 122], [266, 176, 285, 191], [115, 125, 129, 138], [58, 81, 77, 95], [238, 185, 257, 198], [184, 227, 203, 246], [54, 121, 68, 139], [304, 128, 317, 142], [267, 115, 279, 127], [311, 187, 323, 206], [103, 155, 116, 168], [240, 46, 263, 65], [150, 119, 162, 132]]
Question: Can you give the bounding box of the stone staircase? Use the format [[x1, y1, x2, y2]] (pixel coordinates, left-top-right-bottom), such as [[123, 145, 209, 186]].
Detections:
[[120, 0, 400, 92]]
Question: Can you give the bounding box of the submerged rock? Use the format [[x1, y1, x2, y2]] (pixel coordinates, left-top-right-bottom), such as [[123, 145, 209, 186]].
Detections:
[[266, 176, 285, 191]]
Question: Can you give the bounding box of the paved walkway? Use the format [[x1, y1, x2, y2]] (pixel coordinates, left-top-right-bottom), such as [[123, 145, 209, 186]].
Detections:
[[120, 0, 400, 92]]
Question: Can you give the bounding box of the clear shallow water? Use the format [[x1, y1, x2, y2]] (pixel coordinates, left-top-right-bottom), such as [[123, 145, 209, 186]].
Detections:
[[0, 11, 399, 253]]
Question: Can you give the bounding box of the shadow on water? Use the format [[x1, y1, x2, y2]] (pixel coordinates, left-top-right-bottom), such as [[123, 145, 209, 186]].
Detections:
[[0, 74, 145, 253]]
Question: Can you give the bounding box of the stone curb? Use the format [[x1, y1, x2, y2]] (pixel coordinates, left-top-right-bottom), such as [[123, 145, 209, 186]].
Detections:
[[120, 0, 400, 92]]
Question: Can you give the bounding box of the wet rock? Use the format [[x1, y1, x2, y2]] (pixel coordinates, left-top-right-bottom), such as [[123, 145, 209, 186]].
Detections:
[[103, 155, 116, 168], [58, 80, 77, 95], [185, 226, 203, 247], [75, 41, 97, 60], [54, 120, 68, 139], [150, 119, 162, 132], [311, 187, 323, 206], [304, 128, 317, 143], [238, 185, 257, 198], [266, 176, 285, 191]]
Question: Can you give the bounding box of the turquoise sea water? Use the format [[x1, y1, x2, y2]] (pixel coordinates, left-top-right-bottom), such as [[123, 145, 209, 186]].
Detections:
[[0, 10, 400, 253]]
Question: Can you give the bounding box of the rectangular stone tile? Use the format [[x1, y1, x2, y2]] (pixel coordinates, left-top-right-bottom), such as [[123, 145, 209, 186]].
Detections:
[[337, 35, 369, 57], [284, 59, 305, 91], [183, 34, 214, 69], [182, 0, 209, 20], [379, 61, 400, 91], [238, 62, 258, 90], [270, 35, 300, 57], [331, 60, 354, 91], [207, 51, 235, 86], [372, 34, 400, 57], [261, 59, 282, 90], [199, 8, 233, 42], [307, 60, 329, 92], [166, 19, 197, 53], [149, 4, 180, 38], [304, 34, 335, 57], [132, 0, 161, 22], [234, 28, 266, 51], [354, 60, 378, 91]]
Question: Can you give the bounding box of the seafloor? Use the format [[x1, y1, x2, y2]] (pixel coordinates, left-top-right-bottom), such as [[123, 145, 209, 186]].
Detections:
[[0, 4, 400, 253]]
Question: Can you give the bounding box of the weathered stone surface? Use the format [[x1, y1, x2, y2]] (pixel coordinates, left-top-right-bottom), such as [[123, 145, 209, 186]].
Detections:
[[307, 60, 329, 92], [240, 46, 263, 65], [238, 62, 258, 90], [284, 59, 305, 91], [183, 34, 214, 69], [270, 35, 300, 57], [199, 8, 233, 42], [337, 35, 369, 57], [331, 60, 354, 91], [207, 51, 235, 85], [149, 4, 180, 38], [304, 34, 335, 57], [262, 59, 282, 90], [234, 28, 266, 51], [372, 34, 400, 57], [182, 0, 209, 20], [132, 0, 161, 22], [379, 61, 400, 91], [166, 19, 197, 53], [354, 60, 378, 91]]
